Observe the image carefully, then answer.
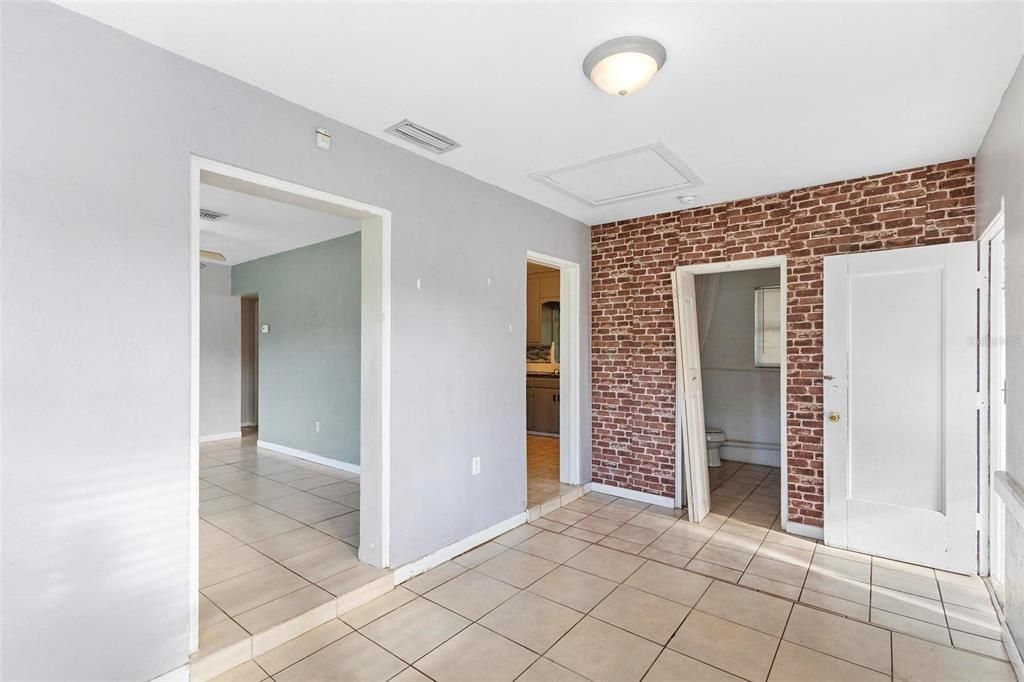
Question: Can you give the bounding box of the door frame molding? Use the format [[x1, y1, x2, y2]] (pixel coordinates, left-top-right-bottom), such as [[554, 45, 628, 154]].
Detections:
[[979, 208, 1006, 582], [526, 251, 583, 488], [672, 256, 789, 528], [189, 156, 393, 652]]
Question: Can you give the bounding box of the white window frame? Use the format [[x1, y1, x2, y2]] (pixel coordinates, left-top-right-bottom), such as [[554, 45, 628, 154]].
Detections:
[[754, 285, 782, 368]]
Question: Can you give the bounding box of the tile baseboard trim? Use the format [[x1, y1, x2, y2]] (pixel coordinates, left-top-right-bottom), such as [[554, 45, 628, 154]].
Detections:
[[151, 664, 190, 682], [392, 511, 527, 584], [240, 421, 258, 428], [589, 483, 674, 508], [199, 431, 242, 443], [785, 521, 825, 540], [257, 440, 360, 474]]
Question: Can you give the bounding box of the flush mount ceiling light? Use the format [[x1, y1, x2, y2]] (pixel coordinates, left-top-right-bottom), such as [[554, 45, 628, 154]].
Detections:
[[583, 36, 666, 96]]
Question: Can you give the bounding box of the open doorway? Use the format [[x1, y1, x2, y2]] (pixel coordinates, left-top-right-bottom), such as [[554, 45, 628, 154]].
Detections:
[[524, 252, 582, 511], [189, 158, 393, 675], [526, 262, 561, 507], [240, 296, 259, 433], [673, 257, 787, 531]]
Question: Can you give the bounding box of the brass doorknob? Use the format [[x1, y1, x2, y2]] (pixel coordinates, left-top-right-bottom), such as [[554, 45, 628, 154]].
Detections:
[[828, 412, 841, 423]]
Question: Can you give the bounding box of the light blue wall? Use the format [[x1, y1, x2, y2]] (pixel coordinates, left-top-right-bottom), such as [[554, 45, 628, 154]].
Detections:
[[232, 235, 361, 466]]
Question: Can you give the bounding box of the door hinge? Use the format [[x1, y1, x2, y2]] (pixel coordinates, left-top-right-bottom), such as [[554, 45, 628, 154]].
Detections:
[[977, 271, 988, 289], [977, 392, 987, 409], [977, 513, 984, 531]]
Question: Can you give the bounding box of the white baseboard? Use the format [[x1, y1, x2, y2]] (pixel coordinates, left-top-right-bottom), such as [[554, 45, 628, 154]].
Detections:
[[786, 521, 825, 540], [199, 431, 242, 443], [985, 579, 1024, 681], [589, 483, 674, 508], [721, 441, 781, 467], [257, 440, 360, 474], [152, 664, 189, 682], [393, 512, 527, 584]]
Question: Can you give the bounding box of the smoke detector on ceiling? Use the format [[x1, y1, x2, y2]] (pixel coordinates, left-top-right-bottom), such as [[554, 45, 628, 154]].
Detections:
[[199, 208, 227, 222], [385, 119, 460, 154]]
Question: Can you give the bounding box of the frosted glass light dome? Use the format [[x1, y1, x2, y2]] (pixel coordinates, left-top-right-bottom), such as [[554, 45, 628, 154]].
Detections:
[[583, 36, 666, 97]]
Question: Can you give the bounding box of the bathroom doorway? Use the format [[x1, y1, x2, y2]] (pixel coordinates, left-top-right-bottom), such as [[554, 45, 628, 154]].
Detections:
[[672, 257, 788, 531]]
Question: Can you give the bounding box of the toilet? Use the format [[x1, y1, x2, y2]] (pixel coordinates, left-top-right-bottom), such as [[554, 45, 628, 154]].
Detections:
[[705, 427, 726, 467]]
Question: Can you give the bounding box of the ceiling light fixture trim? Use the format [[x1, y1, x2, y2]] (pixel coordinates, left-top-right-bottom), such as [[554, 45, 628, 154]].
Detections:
[[583, 36, 667, 96]]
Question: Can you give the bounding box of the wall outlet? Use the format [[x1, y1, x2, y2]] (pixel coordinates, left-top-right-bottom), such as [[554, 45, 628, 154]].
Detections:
[[314, 421, 320, 433], [471, 456, 481, 476], [261, 323, 270, 334]]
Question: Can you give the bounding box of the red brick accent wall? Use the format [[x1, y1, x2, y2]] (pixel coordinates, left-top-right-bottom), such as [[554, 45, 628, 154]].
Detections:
[[591, 159, 975, 527]]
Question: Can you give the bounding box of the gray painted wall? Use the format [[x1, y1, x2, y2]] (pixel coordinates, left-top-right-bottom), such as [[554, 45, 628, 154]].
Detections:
[[200, 264, 242, 437], [232, 235, 361, 466], [0, 3, 591, 680], [975, 55, 1024, 662], [699, 269, 781, 457]]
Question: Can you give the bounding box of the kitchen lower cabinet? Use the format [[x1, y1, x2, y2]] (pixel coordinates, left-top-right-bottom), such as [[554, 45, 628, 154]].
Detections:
[[527, 376, 559, 435]]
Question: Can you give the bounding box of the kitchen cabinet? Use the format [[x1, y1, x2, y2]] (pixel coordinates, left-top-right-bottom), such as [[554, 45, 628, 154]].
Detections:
[[526, 376, 559, 435], [527, 270, 559, 344], [539, 271, 560, 301], [527, 276, 541, 343]]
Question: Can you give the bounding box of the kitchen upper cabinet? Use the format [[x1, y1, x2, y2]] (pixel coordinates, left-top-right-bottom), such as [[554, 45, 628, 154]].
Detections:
[[527, 270, 558, 345], [527, 276, 541, 343], [539, 270, 559, 301]]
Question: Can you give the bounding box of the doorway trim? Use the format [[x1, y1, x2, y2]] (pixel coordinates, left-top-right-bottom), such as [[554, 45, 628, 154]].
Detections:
[[672, 256, 789, 528], [526, 251, 582, 488], [189, 156, 392, 652], [979, 207, 1006, 583]]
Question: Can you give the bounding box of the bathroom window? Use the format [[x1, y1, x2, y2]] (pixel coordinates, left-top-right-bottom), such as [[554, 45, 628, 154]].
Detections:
[[754, 286, 781, 367]]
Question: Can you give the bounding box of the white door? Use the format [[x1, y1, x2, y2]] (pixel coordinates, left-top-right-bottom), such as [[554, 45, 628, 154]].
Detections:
[[824, 242, 977, 573], [672, 271, 710, 522]]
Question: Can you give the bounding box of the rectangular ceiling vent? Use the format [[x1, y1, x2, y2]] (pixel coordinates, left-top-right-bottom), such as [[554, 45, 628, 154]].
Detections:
[[530, 142, 702, 207], [385, 119, 460, 155], [199, 208, 227, 222]]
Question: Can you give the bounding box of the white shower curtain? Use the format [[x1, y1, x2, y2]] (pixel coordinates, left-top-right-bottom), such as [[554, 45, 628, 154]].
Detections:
[[694, 273, 720, 351]]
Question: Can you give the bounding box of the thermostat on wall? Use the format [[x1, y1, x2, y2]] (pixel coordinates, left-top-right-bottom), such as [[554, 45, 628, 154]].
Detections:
[[261, 324, 270, 334]]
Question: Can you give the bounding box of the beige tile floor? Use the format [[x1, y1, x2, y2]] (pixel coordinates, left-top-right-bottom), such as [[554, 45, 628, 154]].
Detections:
[[527, 435, 565, 508], [212, 460, 1012, 681], [197, 430, 391, 678]]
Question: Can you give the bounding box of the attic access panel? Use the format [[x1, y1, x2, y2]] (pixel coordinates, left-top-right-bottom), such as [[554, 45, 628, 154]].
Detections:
[[530, 142, 701, 207]]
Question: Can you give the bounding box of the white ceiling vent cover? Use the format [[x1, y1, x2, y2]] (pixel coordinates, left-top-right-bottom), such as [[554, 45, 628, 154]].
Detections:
[[385, 119, 460, 154], [530, 143, 701, 207]]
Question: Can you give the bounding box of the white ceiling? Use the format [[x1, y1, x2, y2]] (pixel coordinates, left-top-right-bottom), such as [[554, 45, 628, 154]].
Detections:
[[199, 184, 359, 265], [63, 2, 1024, 225]]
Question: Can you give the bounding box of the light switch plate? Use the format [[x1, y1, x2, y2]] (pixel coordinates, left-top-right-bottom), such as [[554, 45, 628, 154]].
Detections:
[[261, 324, 270, 334]]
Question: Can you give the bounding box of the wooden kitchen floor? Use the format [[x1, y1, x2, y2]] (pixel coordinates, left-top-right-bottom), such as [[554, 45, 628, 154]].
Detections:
[[527, 435, 563, 507]]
